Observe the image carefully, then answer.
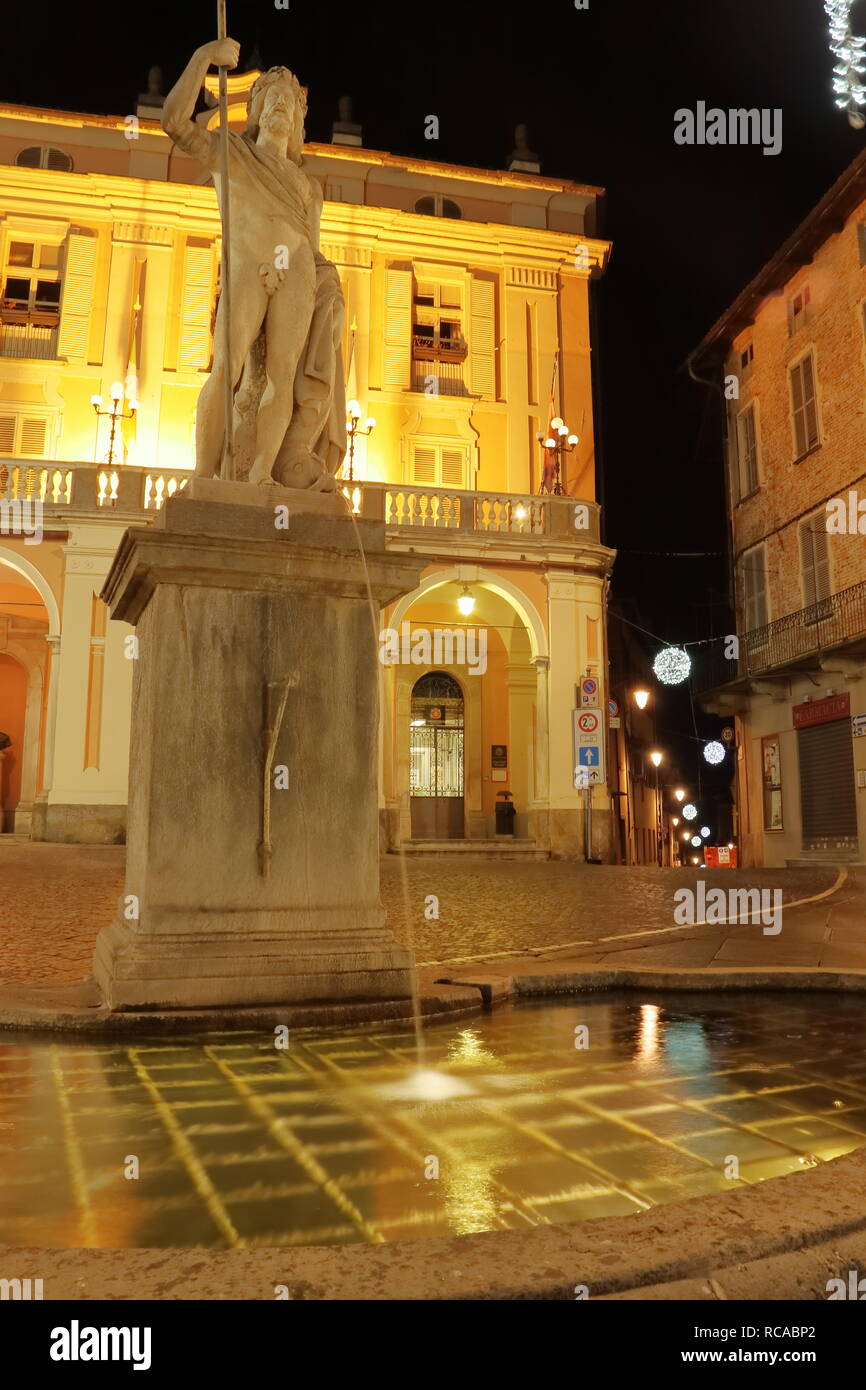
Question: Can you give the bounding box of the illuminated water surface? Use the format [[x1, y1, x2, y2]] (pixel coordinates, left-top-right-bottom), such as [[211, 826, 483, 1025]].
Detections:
[[1, 992, 864, 1249]]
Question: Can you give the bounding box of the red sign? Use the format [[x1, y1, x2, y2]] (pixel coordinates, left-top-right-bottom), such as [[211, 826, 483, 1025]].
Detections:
[[705, 846, 738, 867], [792, 693, 850, 729]]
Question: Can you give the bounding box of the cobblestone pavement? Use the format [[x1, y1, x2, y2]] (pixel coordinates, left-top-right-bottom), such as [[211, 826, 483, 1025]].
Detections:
[[0, 839, 848, 986]]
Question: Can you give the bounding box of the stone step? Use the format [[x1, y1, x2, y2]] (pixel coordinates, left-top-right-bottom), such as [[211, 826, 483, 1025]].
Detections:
[[392, 839, 549, 860]]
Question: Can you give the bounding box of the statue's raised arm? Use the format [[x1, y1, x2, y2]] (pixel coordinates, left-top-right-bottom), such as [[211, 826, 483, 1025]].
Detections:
[[161, 38, 240, 168]]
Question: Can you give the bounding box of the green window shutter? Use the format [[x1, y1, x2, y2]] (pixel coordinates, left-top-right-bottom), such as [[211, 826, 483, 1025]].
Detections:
[[383, 268, 412, 389], [57, 231, 96, 360], [469, 276, 496, 398], [178, 242, 214, 371]]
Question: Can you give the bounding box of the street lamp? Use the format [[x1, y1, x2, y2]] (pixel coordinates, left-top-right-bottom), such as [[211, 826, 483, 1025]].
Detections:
[[648, 750, 663, 865], [633, 688, 650, 710], [537, 416, 578, 496], [674, 788, 686, 802], [91, 381, 138, 467], [343, 399, 376, 483]]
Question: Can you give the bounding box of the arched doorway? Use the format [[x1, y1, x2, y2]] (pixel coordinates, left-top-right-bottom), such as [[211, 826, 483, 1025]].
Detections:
[[0, 653, 27, 832], [0, 554, 52, 835], [410, 672, 464, 839]]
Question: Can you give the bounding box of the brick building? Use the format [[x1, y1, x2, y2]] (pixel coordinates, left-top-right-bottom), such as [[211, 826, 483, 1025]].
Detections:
[[690, 147, 866, 867]]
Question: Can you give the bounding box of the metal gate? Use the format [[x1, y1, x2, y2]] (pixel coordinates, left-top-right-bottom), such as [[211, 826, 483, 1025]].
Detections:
[[409, 673, 464, 839], [798, 719, 858, 852]]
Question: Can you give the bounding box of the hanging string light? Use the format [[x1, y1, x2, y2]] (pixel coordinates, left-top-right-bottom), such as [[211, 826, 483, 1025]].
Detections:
[[703, 740, 725, 765], [825, 0, 866, 127], [653, 645, 691, 686]]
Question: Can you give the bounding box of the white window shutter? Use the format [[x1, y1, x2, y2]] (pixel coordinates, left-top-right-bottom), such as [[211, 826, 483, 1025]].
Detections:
[[57, 231, 97, 360], [20, 417, 47, 457], [412, 446, 437, 484], [469, 276, 496, 398], [178, 242, 214, 371], [440, 448, 465, 488], [384, 268, 412, 389]]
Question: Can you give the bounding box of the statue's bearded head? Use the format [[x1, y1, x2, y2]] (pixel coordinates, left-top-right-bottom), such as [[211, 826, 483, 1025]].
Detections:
[[246, 67, 306, 156]]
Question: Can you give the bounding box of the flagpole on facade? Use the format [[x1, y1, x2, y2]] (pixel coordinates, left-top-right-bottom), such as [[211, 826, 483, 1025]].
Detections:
[[217, 0, 234, 481]]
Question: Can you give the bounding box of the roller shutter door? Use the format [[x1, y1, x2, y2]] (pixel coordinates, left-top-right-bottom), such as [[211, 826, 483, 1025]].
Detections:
[[798, 719, 858, 850]]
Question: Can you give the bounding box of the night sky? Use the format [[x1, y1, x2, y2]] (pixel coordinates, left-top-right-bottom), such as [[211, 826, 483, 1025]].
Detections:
[[8, 0, 865, 830]]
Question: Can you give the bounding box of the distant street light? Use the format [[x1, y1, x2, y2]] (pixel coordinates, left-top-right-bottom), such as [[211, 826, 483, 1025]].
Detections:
[[633, 689, 650, 710]]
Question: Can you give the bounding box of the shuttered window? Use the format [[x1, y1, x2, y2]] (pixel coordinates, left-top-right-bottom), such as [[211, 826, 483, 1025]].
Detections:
[[799, 512, 832, 619], [384, 267, 412, 389], [56, 230, 97, 360], [410, 442, 467, 488], [736, 403, 758, 497], [0, 413, 51, 456], [178, 240, 214, 371], [798, 720, 858, 850], [469, 276, 496, 399], [789, 352, 819, 459], [742, 544, 768, 634]]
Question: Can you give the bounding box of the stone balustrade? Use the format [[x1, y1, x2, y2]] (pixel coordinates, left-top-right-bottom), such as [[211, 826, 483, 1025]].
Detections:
[[0, 461, 600, 544]]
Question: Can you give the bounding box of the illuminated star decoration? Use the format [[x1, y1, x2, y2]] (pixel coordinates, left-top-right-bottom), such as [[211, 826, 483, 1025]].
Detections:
[[682, 803, 698, 821], [691, 835, 702, 848], [700, 826, 711, 839], [703, 740, 725, 765], [825, 0, 866, 127], [653, 645, 692, 686]]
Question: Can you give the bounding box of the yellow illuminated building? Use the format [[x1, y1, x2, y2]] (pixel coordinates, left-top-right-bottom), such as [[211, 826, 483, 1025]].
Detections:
[[0, 72, 616, 857]]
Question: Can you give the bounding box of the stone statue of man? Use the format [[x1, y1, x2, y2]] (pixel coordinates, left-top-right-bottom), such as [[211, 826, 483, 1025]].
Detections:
[[162, 38, 346, 490]]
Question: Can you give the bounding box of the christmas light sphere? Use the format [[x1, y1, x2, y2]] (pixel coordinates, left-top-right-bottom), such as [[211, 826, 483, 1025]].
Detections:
[[653, 646, 691, 685], [700, 826, 711, 839], [703, 740, 725, 765], [682, 803, 697, 821], [691, 835, 702, 848]]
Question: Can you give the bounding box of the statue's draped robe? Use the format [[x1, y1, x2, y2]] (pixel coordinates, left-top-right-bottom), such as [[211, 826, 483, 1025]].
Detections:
[[220, 132, 347, 490]]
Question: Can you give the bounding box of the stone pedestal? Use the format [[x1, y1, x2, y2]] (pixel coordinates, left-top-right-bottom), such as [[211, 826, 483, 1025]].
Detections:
[[92, 489, 426, 1011]]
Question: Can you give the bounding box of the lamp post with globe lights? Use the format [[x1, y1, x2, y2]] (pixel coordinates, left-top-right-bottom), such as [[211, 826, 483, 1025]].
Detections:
[[90, 381, 138, 468], [537, 416, 578, 495], [342, 399, 376, 483]]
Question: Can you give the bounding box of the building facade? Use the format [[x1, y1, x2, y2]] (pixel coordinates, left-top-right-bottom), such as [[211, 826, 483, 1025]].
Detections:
[[0, 71, 616, 858], [691, 147, 866, 867]]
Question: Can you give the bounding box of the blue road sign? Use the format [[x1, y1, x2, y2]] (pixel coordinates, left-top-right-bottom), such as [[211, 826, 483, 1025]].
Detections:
[[578, 747, 599, 766]]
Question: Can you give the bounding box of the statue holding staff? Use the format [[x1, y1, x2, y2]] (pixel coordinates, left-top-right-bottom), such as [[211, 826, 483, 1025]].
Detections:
[[162, 38, 346, 489]]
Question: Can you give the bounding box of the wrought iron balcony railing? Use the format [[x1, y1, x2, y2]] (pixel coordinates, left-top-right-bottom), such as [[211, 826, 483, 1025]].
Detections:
[[692, 578, 866, 694], [0, 323, 58, 360]]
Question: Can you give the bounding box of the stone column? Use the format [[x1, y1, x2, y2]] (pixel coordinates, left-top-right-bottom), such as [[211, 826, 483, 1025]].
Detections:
[[92, 487, 426, 1011]]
